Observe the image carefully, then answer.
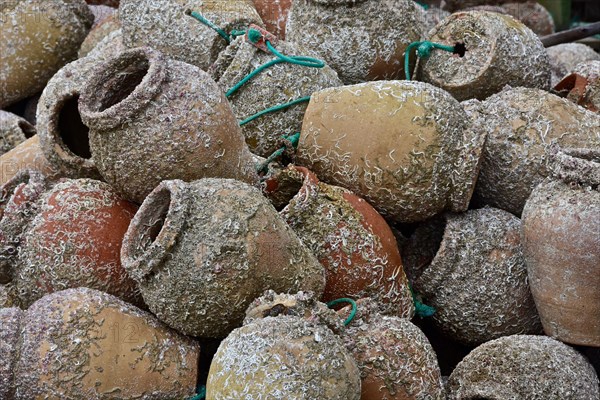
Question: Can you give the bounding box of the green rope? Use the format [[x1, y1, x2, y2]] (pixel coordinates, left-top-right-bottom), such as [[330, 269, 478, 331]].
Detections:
[[188, 385, 206, 400], [327, 298, 357, 326], [417, 1, 430, 10], [256, 132, 301, 173], [189, 11, 232, 44], [404, 41, 456, 81], [239, 96, 311, 126], [409, 284, 436, 318]]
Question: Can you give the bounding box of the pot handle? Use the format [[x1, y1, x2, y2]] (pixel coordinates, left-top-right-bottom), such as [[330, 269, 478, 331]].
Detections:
[[547, 143, 600, 187]]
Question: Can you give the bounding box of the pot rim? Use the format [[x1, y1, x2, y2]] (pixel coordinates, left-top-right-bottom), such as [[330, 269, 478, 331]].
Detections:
[[121, 179, 189, 282], [547, 144, 600, 188], [79, 47, 167, 131]]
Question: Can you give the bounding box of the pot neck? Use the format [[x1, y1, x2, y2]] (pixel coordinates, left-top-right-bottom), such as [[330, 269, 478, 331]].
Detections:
[[547, 144, 600, 188]]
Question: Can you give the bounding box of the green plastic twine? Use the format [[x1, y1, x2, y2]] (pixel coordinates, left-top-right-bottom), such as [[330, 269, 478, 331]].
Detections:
[[188, 385, 206, 400], [189, 11, 232, 43], [327, 298, 357, 326], [404, 41, 456, 81], [239, 96, 311, 126], [409, 284, 436, 318], [256, 132, 301, 173]]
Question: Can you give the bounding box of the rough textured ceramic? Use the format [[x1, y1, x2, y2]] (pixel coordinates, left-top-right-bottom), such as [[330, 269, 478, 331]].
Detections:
[[86, 0, 119, 6], [501, 2, 555, 35], [402, 207, 542, 346], [443, 0, 526, 12], [121, 178, 325, 338], [522, 146, 600, 346], [297, 81, 485, 223], [78, 8, 120, 57], [0, 307, 22, 400], [0, 170, 50, 285], [13, 179, 140, 308], [210, 36, 342, 157], [555, 60, 600, 113], [206, 315, 361, 399], [423, 7, 451, 34], [0, 283, 20, 308], [11, 288, 200, 399], [418, 11, 550, 101], [447, 335, 600, 399], [252, 0, 291, 38], [0, 0, 94, 107], [79, 47, 258, 203], [120, 0, 263, 71], [0, 136, 58, 186], [339, 299, 445, 400], [264, 166, 414, 318], [469, 86, 600, 216], [0, 111, 36, 156], [286, 0, 425, 84], [546, 43, 600, 86]]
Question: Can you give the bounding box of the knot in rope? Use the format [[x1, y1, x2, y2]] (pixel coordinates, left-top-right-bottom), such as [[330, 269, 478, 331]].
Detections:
[[405, 41, 456, 81]]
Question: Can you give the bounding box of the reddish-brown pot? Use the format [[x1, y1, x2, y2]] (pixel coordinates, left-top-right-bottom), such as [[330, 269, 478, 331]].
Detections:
[[13, 178, 141, 308], [522, 146, 600, 347], [252, 0, 292, 38], [555, 60, 600, 113], [265, 166, 414, 318]]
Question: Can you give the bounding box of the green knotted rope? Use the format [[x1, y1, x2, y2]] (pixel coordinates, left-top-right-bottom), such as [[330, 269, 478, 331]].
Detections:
[[239, 96, 311, 126], [327, 298, 357, 326], [188, 385, 206, 400], [409, 284, 436, 318], [189, 11, 232, 43], [256, 132, 301, 173], [404, 41, 456, 81]]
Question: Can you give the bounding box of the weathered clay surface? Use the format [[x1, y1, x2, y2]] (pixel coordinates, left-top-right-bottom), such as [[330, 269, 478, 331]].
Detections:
[[78, 8, 120, 57], [252, 0, 291, 38], [297, 81, 485, 223], [547, 43, 600, 86], [0, 0, 94, 107], [418, 11, 550, 101], [206, 315, 361, 399], [443, 0, 527, 12], [340, 299, 445, 400], [0, 111, 35, 156], [447, 335, 600, 399], [0, 307, 23, 400], [121, 178, 325, 338], [14, 179, 141, 308], [120, 0, 263, 71], [79, 47, 259, 203], [12, 288, 200, 399], [501, 2, 555, 35], [264, 166, 414, 318], [470, 86, 600, 215], [211, 36, 342, 157], [423, 7, 450, 34], [404, 207, 542, 346], [555, 60, 600, 113], [286, 0, 425, 84], [0, 136, 59, 186], [522, 147, 600, 346]]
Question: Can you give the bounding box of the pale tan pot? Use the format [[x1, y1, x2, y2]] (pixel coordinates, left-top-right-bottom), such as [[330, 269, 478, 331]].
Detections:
[[0, 0, 94, 107], [296, 80, 486, 223], [0, 136, 58, 186]]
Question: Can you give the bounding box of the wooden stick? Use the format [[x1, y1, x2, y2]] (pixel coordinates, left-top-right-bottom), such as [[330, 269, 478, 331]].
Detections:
[[541, 22, 600, 48]]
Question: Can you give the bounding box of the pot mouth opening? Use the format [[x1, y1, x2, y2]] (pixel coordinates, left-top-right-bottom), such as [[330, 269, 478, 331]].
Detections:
[[131, 186, 171, 260], [409, 217, 447, 282], [97, 57, 149, 112], [17, 121, 35, 139], [265, 167, 309, 211], [55, 94, 91, 159]]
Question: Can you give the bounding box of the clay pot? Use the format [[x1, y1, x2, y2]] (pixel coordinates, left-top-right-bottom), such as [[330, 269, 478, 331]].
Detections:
[[443, 0, 526, 12], [296, 81, 486, 223], [0, 0, 94, 108], [0, 307, 22, 400], [120, 0, 263, 71], [121, 178, 325, 338], [555, 60, 600, 113], [210, 36, 342, 157], [447, 335, 600, 399], [252, 0, 291, 38], [403, 207, 542, 346], [11, 288, 200, 399], [286, 0, 426, 84], [13, 179, 140, 308], [547, 43, 600, 86], [469, 87, 600, 216], [22, 94, 40, 126], [206, 315, 361, 399], [264, 166, 414, 318], [0, 111, 36, 156], [423, 7, 451, 34], [522, 147, 600, 347], [339, 299, 445, 400], [417, 11, 550, 101], [0, 170, 50, 285], [79, 47, 258, 203], [501, 2, 555, 36], [0, 136, 58, 186], [0, 283, 19, 308], [79, 8, 120, 57], [86, 0, 119, 6]]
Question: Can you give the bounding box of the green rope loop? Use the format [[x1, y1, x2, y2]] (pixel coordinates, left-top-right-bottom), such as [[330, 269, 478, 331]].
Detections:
[[256, 132, 301, 173], [239, 96, 311, 126], [188, 385, 206, 400], [409, 284, 436, 318], [327, 298, 357, 326], [189, 11, 232, 44], [404, 41, 456, 81]]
